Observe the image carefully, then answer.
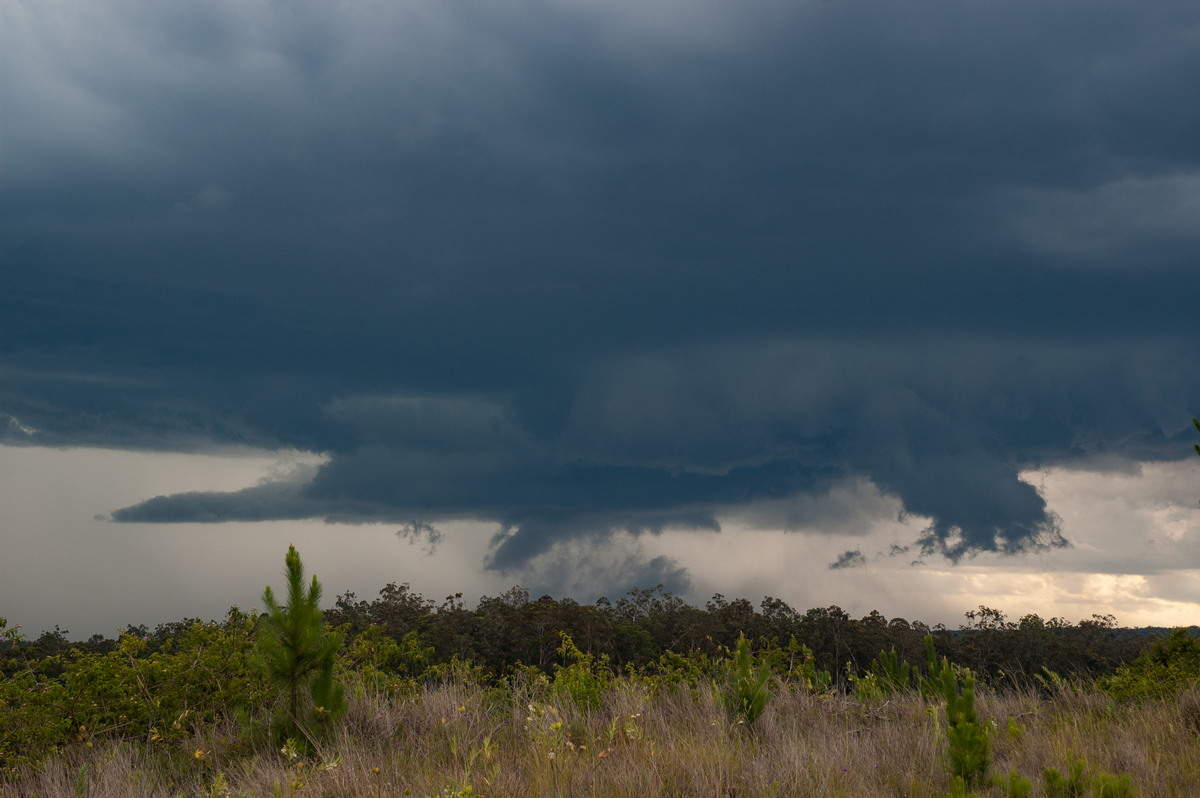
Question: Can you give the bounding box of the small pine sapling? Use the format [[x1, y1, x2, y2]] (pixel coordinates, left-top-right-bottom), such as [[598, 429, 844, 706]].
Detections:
[[1045, 759, 1135, 798], [946, 775, 974, 798], [1090, 771, 1134, 798], [935, 656, 991, 787], [921, 634, 954, 698], [871, 647, 916, 693], [991, 770, 1033, 798], [255, 544, 347, 750], [1044, 758, 1086, 798], [722, 633, 773, 727]]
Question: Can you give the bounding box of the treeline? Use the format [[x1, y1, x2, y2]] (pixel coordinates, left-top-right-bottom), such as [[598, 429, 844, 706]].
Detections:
[[324, 585, 1149, 686], [4, 583, 1155, 688]]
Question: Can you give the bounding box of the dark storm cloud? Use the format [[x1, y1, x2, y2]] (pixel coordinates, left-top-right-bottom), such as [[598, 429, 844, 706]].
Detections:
[[397, 520, 444, 556], [4, 0, 1200, 570], [829, 550, 866, 571]]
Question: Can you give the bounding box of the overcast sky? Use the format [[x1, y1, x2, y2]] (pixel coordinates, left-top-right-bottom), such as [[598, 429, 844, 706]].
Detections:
[[2, 0, 1199, 638]]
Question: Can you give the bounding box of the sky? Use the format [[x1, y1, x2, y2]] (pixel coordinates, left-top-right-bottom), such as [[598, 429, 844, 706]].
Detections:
[[2, 0, 1199, 638]]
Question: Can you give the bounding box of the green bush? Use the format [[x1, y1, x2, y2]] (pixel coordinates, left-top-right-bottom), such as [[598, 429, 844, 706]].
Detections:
[[341, 625, 432, 698], [1101, 628, 1200, 701], [637, 648, 717, 693], [777, 638, 832, 694], [0, 610, 264, 773], [552, 632, 611, 712]]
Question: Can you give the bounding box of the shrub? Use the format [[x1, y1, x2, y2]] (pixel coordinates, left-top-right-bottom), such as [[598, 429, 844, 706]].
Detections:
[[1100, 628, 1200, 701], [342, 625, 432, 698], [776, 637, 832, 694], [0, 610, 264, 774], [552, 632, 611, 712]]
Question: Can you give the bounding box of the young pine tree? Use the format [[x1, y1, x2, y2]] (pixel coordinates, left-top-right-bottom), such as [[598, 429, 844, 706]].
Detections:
[[722, 633, 773, 727], [255, 544, 346, 749]]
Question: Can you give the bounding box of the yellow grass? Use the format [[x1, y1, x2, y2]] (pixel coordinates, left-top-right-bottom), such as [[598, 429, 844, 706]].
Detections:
[[4, 676, 1199, 797]]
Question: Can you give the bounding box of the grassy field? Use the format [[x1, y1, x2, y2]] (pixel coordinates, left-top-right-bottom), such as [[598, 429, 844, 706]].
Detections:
[[3, 673, 1198, 797]]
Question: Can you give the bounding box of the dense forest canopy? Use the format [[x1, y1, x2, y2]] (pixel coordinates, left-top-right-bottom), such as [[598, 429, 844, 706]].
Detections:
[[3, 582, 1158, 689]]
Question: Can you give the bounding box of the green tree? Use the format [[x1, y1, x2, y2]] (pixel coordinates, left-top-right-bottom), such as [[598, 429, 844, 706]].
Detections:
[[255, 544, 346, 749]]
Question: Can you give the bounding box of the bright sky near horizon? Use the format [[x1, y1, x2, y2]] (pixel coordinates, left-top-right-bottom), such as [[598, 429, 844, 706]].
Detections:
[[2, 0, 1199, 638], [2, 445, 1198, 638]]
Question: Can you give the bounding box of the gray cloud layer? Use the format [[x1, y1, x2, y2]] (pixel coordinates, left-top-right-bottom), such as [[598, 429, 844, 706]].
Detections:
[[4, 0, 1199, 578]]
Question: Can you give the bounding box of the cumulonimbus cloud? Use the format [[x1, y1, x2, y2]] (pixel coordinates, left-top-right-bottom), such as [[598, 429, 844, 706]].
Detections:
[[5, 0, 1200, 582]]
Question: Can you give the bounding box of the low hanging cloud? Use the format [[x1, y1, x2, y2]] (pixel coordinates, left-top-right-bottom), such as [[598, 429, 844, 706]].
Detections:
[[105, 339, 1197, 572], [5, 0, 1200, 586], [829, 549, 867, 570], [397, 520, 445, 556]]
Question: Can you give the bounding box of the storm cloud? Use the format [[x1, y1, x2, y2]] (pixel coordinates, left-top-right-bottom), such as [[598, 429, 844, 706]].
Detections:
[[4, 0, 1199, 580]]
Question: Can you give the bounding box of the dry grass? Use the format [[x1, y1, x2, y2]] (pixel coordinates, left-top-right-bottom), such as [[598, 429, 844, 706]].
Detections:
[[4, 676, 1200, 797]]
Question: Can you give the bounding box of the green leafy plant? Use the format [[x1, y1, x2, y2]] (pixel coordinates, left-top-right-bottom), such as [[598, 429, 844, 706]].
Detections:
[[342, 625, 432, 699], [849, 669, 888, 702], [1101, 628, 1200, 701], [721, 633, 773, 727], [945, 774, 974, 797], [254, 545, 347, 750], [636, 649, 716, 695], [779, 638, 832, 694], [552, 632, 611, 712], [0, 611, 264, 774]]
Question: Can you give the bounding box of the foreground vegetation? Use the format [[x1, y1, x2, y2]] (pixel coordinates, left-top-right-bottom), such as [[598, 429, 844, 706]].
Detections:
[[3, 548, 1200, 796], [6, 675, 1200, 797], [4, 654, 1200, 797]]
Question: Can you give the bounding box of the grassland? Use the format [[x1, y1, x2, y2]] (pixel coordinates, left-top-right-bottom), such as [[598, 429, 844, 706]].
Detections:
[[3, 672, 1199, 797]]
